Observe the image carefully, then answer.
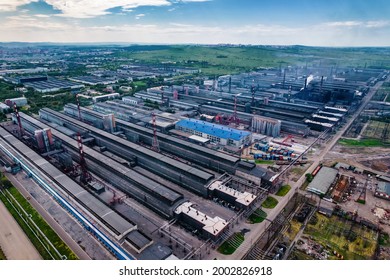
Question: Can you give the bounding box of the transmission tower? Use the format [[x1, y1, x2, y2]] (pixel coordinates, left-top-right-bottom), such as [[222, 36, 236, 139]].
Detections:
[[151, 113, 160, 152]]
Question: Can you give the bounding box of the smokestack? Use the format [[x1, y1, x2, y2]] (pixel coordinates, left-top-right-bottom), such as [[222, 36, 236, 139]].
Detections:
[[282, 70, 286, 89], [229, 76, 232, 93], [304, 78, 307, 90]]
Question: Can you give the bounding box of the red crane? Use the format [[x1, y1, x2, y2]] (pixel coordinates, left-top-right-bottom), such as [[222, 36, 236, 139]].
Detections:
[[282, 134, 294, 144], [228, 95, 240, 125]]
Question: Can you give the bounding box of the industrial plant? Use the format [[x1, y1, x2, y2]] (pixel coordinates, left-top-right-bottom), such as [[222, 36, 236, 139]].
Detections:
[[0, 44, 389, 261]]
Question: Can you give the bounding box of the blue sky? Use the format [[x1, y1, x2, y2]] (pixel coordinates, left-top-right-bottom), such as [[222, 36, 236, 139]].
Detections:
[[0, 0, 389, 46]]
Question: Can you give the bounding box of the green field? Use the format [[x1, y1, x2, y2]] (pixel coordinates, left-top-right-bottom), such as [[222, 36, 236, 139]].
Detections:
[[261, 196, 279, 209], [276, 185, 291, 196], [285, 219, 303, 243], [0, 246, 6, 260], [304, 213, 378, 260], [255, 160, 274, 165], [217, 232, 245, 255], [117, 45, 390, 76], [247, 208, 267, 224], [0, 182, 77, 260], [339, 138, 387, 147], [379, 233, 390, 247], [361, 120, 390, 144]]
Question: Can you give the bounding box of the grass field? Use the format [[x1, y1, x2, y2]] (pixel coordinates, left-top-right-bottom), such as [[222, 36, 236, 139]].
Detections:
[[0, 246, 6, 260], [0, 184, 77, 260], [288, 249, 314, 260], [247, 208, 267, 224], [261, 196, 278, 209], [339, 138, 387, 147], [276, 185, 291, 196], [379, 233, 390, 247], [284, 219, 302, 243], [361, 120, 390, 144], [255, 160, 274, 165], [217, 232, 245, 255], [117, 45, 390, 76], [304, 213, 377, 260]]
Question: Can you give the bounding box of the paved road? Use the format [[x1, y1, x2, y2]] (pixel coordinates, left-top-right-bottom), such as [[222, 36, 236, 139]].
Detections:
[[0, 198, 42, 260], [208, 77, 388, 260], [5, 172, 91, 260]]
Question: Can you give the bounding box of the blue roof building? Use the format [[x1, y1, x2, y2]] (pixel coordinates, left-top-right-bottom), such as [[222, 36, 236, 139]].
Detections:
[[175, 118, 251, 147]]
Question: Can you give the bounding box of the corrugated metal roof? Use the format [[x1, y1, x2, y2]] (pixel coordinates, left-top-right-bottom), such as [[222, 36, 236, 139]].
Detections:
[[176, 118, 250, 141], [377, 182, 390, 195], [307, 167, 338, 195]]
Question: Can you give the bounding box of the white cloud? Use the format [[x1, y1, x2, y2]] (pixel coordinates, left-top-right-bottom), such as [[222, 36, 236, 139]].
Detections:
[[35, 14, 51, 18], [0, 0, 38, 12], [135, 13, 145, 20], [44, 0, 171, 18], [0, 16, 389, 46], [365, 21, 390, 28], [2, 15, 71, 31], [325, 21, 363, 27]]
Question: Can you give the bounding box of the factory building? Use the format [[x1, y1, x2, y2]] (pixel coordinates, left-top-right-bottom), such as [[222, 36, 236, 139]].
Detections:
[[64, 104, 240, 174], [122, 96, 143, 106], [304, 119, 334, 131], [307, 167, 338, 196], [175, 118, 251, 148], [4, 76, 84, 93], [69, 76, 118, 85], [208, 180, 256, 209], [34, 128, 54, 153], [92, 93, 120, 103], [174, 202, 229, 240], [134, 91, 164, 104], [375, 182, 390, 201], [0, 102, 10, 113], [311, 114, 339, 124], [251, 116, 281, 138], [5, 97, 27, 107]]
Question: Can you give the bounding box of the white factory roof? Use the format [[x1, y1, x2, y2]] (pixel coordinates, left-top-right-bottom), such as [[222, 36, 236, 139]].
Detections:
[[324, 106, 348, 113], [208, 181, 256, 206], [305, 119, 333, 128], [189, 135, 210, 144], [174, 202, 228, 236], [312, 114, 339, 122]]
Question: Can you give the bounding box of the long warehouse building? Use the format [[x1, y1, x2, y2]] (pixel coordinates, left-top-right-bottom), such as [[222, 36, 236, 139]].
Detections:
[[0, 127, 139, 241], [64, 103, 240, 174], [39, 108, 215, 197], [18, 112, 186, 218]]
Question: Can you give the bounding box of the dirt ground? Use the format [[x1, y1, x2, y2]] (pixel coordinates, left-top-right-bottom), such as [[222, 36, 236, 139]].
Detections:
[[0, 200, 42, 260]]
